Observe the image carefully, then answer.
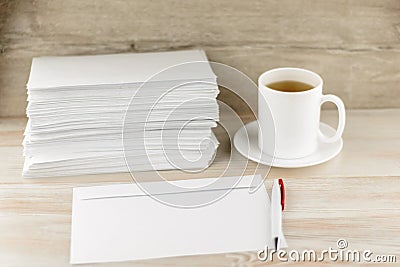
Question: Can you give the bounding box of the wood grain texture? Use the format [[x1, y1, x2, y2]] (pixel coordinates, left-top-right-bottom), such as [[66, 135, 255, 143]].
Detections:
[[0, 109, 399, 266], [1, 0, 400, 116]]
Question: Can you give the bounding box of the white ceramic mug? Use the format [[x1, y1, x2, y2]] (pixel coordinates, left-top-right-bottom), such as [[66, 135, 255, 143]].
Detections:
[[258, 67, 346, 159]]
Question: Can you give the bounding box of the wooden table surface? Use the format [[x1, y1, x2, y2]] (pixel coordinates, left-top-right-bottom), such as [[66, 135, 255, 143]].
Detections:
[[0, 109, 399, 266]]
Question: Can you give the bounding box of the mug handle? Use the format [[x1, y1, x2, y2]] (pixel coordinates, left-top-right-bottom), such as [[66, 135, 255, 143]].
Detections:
[[319, 94, 346, 143]]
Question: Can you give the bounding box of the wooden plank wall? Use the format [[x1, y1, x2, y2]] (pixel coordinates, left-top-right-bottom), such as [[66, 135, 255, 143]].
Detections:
[[0, 0, 400, 117]]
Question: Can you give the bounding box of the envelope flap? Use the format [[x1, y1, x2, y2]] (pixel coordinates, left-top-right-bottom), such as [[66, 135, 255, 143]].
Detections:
[[75, 175, 263, 200]]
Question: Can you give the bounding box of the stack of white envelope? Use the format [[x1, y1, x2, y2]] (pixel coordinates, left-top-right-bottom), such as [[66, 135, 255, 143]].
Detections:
[[23, 50, 219, 178]]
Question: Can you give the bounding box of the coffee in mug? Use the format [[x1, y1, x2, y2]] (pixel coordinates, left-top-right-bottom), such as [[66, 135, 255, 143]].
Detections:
[[266, 80, 314, 93]]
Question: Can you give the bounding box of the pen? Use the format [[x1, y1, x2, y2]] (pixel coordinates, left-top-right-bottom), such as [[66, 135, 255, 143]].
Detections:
[[271, 178, 285, 250]]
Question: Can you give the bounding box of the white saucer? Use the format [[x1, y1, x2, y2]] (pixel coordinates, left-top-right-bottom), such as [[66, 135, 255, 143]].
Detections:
[[233, 121, 343, 168]]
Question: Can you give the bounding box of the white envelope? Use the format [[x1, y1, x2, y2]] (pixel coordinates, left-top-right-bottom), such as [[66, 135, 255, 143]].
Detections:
[[28, 50, 216, 89], [70, 175, 286, 264]]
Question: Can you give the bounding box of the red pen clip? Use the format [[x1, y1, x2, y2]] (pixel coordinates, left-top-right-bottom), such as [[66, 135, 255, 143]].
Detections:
[[278, 178, 285, 211]]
